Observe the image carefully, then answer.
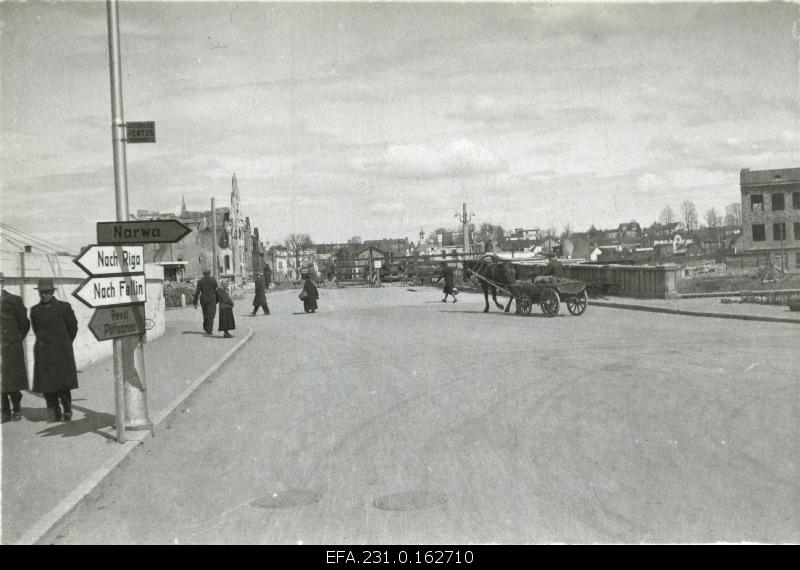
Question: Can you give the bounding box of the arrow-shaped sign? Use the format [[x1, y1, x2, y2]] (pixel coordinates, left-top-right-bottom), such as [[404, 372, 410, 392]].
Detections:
[[97, 220, 191, 245], [72, 275, 147, 309], [74, 245, 145, 276], [89, 305, 146, 341]]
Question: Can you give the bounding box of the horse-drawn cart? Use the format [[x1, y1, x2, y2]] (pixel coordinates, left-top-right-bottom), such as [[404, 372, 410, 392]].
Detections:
[[464, 256, 591, 317], [509, 276, 588, 317]]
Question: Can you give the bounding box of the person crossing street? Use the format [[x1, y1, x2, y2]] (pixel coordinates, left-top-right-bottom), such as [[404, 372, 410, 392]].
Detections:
[[192, 269, 218, 335]]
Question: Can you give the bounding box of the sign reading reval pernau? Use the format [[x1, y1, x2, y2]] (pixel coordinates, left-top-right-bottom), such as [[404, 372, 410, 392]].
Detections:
[[97, 219, 191, 245], [74, 244, 144, 276], [89, 304, 146, 342], [126, 121, 155, 143], [72, 274, 147, 309]]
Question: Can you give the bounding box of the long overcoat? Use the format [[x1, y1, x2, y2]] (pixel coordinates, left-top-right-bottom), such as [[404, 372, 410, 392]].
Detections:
[[442, 266, 455, 295], [193, 275, 218, 306], [31, 298, 78, 393], [217, 289, 236, 331], [302, 280, 319, 312], [1, 290, 30, 392], [252, 275, 268, 306]]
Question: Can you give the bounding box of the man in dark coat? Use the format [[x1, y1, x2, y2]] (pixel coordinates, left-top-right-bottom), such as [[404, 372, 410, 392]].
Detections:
[[1, 286, 30, 422], [30, 278, 78, 423], [545, 252, 564, 278], [251, 273, 270, 315], [301, 274, 319, 313], [436, 263, 457, 303], [216, 285, 236, 338], [192, 269, 218, 335]]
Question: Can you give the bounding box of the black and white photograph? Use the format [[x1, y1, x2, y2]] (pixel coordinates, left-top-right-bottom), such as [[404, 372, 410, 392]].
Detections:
[[1, 0, 799, 546]]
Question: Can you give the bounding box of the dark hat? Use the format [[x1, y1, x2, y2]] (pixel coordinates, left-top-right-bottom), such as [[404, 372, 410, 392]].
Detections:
[[202, 269, 211, 275], [35, 277, 56, 291]]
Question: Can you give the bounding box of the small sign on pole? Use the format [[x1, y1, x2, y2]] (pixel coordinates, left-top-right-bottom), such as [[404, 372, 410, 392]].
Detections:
[[125, 121, 155, 143], [89, 304, 146, 341]]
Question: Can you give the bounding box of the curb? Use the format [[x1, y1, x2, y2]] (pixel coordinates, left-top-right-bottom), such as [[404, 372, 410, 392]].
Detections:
[[590, 301, 800, 324], [12, 326, 256, 546]]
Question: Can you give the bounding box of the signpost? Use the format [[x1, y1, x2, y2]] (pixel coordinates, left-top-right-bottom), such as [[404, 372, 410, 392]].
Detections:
[[96, 220, 191, 245], [125, 121, 155, 143], [74, 244, 144, 276], [73, 274, 147, 308], [88, 304, 146, 342]]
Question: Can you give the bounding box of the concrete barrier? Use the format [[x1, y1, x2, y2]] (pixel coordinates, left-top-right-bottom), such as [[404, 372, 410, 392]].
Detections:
[[0, 250, 166, 382]]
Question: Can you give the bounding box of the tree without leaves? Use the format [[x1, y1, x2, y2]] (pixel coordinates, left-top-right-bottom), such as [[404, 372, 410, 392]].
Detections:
[[284, 233, 314, 279], [724, 202, 742, 228], [475, 222, 506, 250], [704, 208, 722, 229], [681, 201, 698, 231], [659, 205, 676, 225]]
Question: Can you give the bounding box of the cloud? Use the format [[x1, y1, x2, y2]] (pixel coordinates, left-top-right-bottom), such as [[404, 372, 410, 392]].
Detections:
[[353, 139, 507, 179], [370, 202, 406, 215]]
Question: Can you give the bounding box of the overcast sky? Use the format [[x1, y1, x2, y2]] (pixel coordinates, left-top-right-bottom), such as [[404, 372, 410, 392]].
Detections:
[[1, 0, 798, 252]]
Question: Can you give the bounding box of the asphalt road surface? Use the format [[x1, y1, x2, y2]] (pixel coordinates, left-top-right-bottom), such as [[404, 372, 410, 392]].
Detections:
[[50, 286, 799, 544]]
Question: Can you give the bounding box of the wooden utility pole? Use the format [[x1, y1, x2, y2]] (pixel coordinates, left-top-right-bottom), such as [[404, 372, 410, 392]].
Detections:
[[211, 197, 218, 281]]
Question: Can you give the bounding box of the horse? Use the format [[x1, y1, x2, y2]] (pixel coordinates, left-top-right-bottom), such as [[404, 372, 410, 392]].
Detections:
[[463, 256, 517, 313]]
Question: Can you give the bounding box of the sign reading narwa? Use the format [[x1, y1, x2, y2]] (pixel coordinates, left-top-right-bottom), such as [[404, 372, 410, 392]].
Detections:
[[89, 304, 146, 341], [126, 121, 155, 143], [73, 275, 147, 308], [74, 245, 144, 276], [97, 220, 191, 245]]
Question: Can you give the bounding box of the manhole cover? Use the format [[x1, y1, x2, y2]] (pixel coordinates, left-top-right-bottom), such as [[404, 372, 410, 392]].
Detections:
[[373, 490, 447, 511], [250, 490, 322, 509]]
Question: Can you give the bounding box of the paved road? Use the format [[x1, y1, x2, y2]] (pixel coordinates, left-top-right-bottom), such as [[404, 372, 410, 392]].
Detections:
[[49, 286, 799, 544]]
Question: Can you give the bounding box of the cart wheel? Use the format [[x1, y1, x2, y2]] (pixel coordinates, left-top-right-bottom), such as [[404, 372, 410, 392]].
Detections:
[[516, 295, 532, 316], [566, 290, 588, 316], [540, 288, 560, 317]]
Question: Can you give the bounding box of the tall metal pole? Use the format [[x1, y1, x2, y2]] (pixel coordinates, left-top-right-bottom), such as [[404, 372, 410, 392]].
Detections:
[[107, 0, 150, 439], [211, 198, 218, 281], [455, 202, 474, 255], [455, 203, 474, 280]]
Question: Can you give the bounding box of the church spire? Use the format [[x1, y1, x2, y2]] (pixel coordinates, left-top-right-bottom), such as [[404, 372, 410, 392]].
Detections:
[[180, 194, 187, 216]]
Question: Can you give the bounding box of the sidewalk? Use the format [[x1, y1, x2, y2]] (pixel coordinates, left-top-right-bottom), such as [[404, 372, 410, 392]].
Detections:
[[591, 295, 800, 324], [0, 307, 253, 545]]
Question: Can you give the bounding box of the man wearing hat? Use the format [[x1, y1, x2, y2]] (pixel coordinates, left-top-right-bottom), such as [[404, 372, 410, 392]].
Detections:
[[192, 269, 219, 335], [1, 275, 30, 422], [545, 252, 564, 278], [251, 273, 270, 316], [30, 277, 79, 423]]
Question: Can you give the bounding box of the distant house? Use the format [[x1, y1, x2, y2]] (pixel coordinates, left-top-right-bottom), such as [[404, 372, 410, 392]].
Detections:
[[617, 222, 642, 242], [363, 238, 413, 258]]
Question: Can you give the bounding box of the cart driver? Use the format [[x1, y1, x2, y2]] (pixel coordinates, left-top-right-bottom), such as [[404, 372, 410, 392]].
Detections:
[[544, 252, 564, 278]]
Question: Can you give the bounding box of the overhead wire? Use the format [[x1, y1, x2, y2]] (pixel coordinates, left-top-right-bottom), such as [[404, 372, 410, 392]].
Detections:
[[0, 222, 77, 255], [0, 222, 69, 253]]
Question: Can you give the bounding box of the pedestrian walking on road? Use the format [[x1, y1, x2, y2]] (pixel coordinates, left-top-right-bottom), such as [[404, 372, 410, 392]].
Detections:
[[251, 273, 270, 316], [216, 285, 236, 338], [30, 278, 78, 423], [192, 269, 218, 335], [300, 274, 319, 313], [1, 283, 30, 422], [436, 263, 457, 303]]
